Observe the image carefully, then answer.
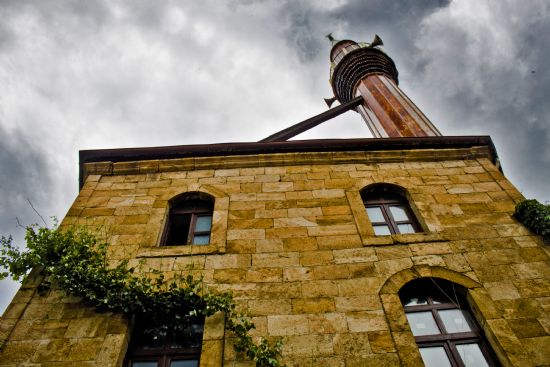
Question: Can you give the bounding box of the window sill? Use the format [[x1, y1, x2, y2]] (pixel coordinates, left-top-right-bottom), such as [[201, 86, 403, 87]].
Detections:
[[364, 232, 449, 246], [136, 244, 222, 258]]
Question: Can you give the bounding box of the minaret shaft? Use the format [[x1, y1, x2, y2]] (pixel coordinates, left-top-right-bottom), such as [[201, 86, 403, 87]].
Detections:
[[355, 74, 441, 138]]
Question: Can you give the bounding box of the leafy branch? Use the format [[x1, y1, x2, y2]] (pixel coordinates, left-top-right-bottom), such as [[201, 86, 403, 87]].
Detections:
[[0, 224, 284, 367], [514, 199, 550, 243]]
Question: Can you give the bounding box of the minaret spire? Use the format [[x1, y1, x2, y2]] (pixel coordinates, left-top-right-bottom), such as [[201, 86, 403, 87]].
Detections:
[[325, 33, 339, 46], [329, 36, 441, 138]]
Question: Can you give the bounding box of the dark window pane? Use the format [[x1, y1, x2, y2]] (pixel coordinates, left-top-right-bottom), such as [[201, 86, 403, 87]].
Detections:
[[192, 235, 210, 245], [456, 343, 490, 367], [419, 346, 452, 367], [171, 360, 199, 367], [403, 295, 428, 306], [195, 215, 212, 232], [169, 323, 204, 349], [397, 223, 415, 234], [132, 362, 158, 367], [167, 214, 191, 245], [389, 206, 410, 221], [439, 309, 472, 333], [406, 312, 440, 336], [366, 207, 385, 222]]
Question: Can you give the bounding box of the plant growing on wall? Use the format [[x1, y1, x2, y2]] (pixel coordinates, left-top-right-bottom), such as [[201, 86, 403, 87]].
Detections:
[[514, 199, 550, 243], [0, 224, 284, 367]]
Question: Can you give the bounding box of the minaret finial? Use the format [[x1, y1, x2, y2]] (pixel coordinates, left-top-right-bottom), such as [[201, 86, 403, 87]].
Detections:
[[368, 34, 384, 48], [326, 33, 338, 45]]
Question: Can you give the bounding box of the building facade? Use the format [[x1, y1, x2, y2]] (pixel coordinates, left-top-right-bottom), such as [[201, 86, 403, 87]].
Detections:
[[1, 38, 549, 366]]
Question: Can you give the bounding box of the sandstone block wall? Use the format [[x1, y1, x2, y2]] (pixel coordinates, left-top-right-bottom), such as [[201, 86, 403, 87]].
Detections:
[[1, 147, 549, 366]]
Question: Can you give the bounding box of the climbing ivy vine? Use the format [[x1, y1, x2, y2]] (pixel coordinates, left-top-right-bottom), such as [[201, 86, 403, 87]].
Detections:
[[514, 199, 550, 243], [0, 224, 284, 367]]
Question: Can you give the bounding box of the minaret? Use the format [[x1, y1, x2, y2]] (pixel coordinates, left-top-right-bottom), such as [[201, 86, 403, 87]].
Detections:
[[329, 37, 441, 138]]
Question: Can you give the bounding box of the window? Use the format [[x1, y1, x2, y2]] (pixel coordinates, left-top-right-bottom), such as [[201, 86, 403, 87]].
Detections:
[[362, 184, 420, 235], [163, 193, 214, 246], [125, 316, 204, 367], [399, 279, 498, 367]]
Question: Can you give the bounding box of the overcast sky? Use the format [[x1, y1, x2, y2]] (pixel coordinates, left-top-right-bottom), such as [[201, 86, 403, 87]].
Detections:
[[1, 0, 549, 313]]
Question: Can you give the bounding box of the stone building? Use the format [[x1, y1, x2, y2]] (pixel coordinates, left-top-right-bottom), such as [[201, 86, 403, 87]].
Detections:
[[1, 37, 549, 366]]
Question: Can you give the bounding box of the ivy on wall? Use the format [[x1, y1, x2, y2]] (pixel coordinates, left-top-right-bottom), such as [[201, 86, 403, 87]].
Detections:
[[0, 224, 284, 367], [514, 199, 550, 243]]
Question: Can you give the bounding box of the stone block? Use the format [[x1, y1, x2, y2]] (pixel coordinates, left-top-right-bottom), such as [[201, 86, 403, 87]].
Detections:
[[486, 319, 533, 366], [523, 336, 550, 367], [302, 280, 339, 298], [312, 264, 351, 280], [497, 298, 543, 320], [283, 267, 314, 282], [1, 340, 41, 362], [283, 334, 334, 356], [333, 332, 371, 357], [312, 189, 345, 199], [262, 182, 293, 192], [322, 205, 352, 215], [508, 318, 547, 338], [334, 296, 381, 312], [317, 234, 362, 250], [257, 283, 301, 299], [485, 281, 521, 300], [213, 269, 247, 283], [346, 310, 388, 332], [337, 277, 383, 296], [226, 229, 265, 240], [228, 218, 273, 229], [368, 330, 396, 353], [252, 253, 300, 268], [257, 192, 285, 201], [412, 254, 446, 267], [308, 313, 347, 334], [255, 208, 287, 219], [200, 339, 224, 367], [283, 237, 318, 252], [308, 224, 357, 237], [287, 207, 322, 217], [375, 246, 412, 260], [64, 317, 109, 339], [248, 300, 292, 316], [246, 268, 283, 283], [512, 262, 550, 279], [67, 337, 104, 361], [333, 247, 377, 264], [267, 314, 309, 336], [291, 298, 335, 314], [205, 254, 251, 269], [274, 217, 316, 228], [300, 250, 334, 266], [266, 227, 308, 239]]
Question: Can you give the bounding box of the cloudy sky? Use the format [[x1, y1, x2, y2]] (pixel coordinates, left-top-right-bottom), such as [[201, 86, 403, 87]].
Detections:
[[1, 0, 549, 313]]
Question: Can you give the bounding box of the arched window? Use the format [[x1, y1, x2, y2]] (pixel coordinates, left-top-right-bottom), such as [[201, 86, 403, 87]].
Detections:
[[399, 278, 498, 367], [361, 184, 421, 235], [125, 316, 204, 367], [163, 192, 214, 246]]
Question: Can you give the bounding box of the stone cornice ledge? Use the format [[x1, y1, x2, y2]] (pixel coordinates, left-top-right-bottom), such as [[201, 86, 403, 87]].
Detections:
[[83, 146, 491, 180], [365, 232, 450, 246]]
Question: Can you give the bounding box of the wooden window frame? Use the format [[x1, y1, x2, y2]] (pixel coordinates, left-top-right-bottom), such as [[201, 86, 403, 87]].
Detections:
[[162, 194, 214, 246], [364, 193, 421, 235], [125, 318, 204, 367], [401, 281, 499, 367]]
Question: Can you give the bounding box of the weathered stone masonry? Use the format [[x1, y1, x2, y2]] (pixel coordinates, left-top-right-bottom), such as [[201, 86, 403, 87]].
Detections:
[[1, 144, 549, 366]]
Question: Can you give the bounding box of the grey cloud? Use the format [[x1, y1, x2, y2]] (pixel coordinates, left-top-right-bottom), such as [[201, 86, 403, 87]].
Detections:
[[274, 0, 452, 63], [0, 125, 53, 233], [1, 0, 549, 316]]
